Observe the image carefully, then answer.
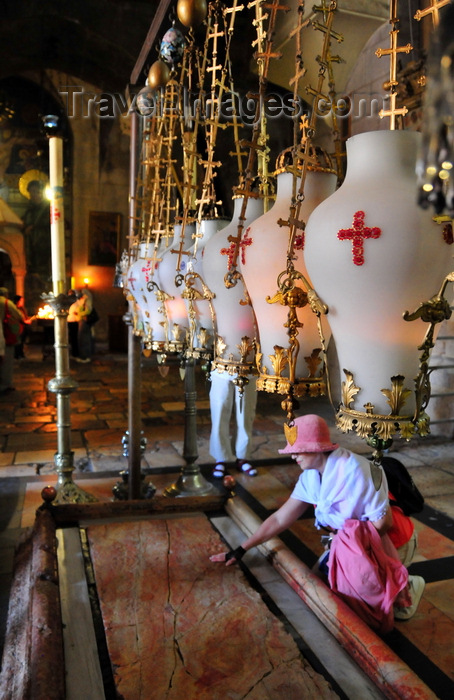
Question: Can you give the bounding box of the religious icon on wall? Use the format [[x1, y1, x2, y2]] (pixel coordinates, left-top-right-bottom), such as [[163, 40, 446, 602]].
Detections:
[[88, 211, 121, 266], [19, 170, 51, 277], [19, 169, 52, 314]]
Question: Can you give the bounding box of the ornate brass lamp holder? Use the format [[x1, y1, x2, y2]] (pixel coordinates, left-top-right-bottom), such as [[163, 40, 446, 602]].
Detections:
[[211, 335, 256, 397], [45, 292, 97, 504], [260, 264, 330, 424], [164, 269, 215, 497], [335, 271, 454, 461]]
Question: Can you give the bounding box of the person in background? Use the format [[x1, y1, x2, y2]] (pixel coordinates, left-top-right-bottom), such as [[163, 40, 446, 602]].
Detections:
[[0, 287, 24, 394], [210, 372, 258, 478], [210, 414, 425, 632], [13, 295, 30, 359], [69, 288, 93, 363], [67, 289, 79, 359]]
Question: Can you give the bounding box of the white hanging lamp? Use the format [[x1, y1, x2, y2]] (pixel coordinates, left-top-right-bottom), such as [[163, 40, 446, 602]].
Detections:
[[157, 222, 196, 352], [304, 129, 454, 448], [239, 155, 337, 401], [182, 215, 229, 358], [202, 193, 264, 385], [135, 240, 169, 351]]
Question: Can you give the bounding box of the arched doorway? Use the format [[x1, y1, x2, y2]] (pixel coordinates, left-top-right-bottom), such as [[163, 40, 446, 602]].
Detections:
[[0, 75, 71, 313]]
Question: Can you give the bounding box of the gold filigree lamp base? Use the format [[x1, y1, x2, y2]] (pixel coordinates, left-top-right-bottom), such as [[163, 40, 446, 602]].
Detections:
[[335, 404, 431, 441], [335, 404, 431, 462], [257, 374, 326, 398]]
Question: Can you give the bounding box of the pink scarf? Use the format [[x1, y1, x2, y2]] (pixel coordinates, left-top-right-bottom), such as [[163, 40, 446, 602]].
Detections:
[[328, 519, 409, 633]]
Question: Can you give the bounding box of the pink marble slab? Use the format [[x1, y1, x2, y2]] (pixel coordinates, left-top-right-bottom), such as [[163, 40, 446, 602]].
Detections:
[[87, 515, 338, 699]]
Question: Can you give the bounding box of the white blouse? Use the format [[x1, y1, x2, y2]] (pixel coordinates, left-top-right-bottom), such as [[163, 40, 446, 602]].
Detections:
[[291, 447, 389, 531]]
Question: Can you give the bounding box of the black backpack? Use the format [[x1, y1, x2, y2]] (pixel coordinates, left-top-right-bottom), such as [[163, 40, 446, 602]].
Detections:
[[381, 456, 425, 516], [86, 307, 99, 326]]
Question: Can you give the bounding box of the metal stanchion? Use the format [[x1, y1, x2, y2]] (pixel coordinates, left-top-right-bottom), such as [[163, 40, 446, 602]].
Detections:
[[164, 355, 214, 497], [43, 114, 96, 504]]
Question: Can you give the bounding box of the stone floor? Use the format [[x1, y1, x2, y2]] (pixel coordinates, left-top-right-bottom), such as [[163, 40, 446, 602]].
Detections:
[[0, 341, 454, 698]]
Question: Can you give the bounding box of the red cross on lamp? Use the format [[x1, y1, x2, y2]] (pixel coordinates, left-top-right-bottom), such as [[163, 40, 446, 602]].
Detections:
[[337, 211, 381, 266], [220, 228, 253, 269], [127, 273, 137, 291]]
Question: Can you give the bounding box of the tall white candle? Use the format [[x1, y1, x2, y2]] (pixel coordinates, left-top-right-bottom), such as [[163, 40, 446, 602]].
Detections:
[[48, 135, 66, 295]]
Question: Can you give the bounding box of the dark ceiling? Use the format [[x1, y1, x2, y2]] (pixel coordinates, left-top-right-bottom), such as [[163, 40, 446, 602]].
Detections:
[[0, 0, 161, 92]]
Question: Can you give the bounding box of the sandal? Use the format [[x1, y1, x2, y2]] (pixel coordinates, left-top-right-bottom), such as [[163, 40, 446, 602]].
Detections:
[[212, 463, 226, 478], [236, 459, 258, 477]]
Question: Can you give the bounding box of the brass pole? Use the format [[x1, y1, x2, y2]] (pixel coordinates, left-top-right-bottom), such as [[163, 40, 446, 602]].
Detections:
[[164, 356, 214, 497], [127, 323, 143, 499], [125, 109, 149, 500]]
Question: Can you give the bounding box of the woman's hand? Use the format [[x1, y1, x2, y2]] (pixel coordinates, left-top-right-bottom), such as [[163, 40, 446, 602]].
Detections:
[[210, 545, 246, 566], [209, 552, 236, 566]]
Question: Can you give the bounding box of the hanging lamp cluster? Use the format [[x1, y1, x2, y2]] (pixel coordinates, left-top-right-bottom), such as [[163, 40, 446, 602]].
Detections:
[[121, 0, 454, 458]]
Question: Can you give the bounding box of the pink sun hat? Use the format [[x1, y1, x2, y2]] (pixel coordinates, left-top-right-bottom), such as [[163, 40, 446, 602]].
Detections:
[[279, 414, 339, 454]]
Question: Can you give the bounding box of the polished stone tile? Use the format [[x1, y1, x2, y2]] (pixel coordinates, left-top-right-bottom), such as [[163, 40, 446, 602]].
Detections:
[[235, 469, 293, 511], [15, 414, 53, 424], [249, 434, 287, 457], [424, 580, 454, 621], [84, 429, 125, 448], [406, 466, 454, 497], [142, 409, 167, 419], [143, 424, 185, 441], [4, 422, 48, 434], [395, 597, 454, 682], [0, 465, 38, 477], [14, 449, 57, 465], [95, 411, 125, 420], [6, 431, 84, 451], [425, 495, 454, 520], [268, 463, 301, 489], [68, 415, 107, 430], [15, 406, 56, 417], [413, 520, 454, 560], [144, 443, 186, 468], [104, 418, 128, 429], [88, 454, 126, 472], [161, 401, 189, 411], [0, 453, 14, 467], [290, 519, 325, 558], [37, 423, 59, 433], [393, 444, 448, 467], [13, 379, 46, 390], [253, 416, 286, 434], [88, 445, 123, 458]]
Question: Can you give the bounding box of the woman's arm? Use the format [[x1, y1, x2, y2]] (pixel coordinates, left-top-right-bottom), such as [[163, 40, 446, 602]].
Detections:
[[210, 497, 310, 566], [371, 504, 393, 536]]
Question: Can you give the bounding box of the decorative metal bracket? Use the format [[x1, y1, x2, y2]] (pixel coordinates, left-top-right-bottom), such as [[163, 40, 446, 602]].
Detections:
[[259, 264, 329, 420], [335, 270, 454, 454], [182, 270, 215, 360], [212, 334, 256, 395]]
